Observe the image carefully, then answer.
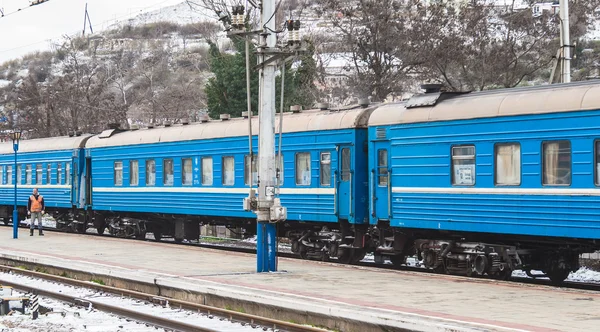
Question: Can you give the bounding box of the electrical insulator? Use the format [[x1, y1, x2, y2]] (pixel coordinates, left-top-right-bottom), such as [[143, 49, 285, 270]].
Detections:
[[293, 20, 301, 45], [286, 20, 301, 46], [231, 5, 245, 29]]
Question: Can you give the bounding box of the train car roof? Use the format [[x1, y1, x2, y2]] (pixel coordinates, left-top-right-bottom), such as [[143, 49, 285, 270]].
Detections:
[[86, 106, 375, 148], [369, 80, 600, 126], [0, 134, 93, 155]]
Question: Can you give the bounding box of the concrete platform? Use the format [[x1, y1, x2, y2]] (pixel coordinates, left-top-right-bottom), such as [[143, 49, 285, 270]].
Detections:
[[0, 228, 598, 332]]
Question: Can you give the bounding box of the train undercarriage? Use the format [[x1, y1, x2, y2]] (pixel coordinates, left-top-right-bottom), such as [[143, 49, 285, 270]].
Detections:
[[289, 221, 587, 284]]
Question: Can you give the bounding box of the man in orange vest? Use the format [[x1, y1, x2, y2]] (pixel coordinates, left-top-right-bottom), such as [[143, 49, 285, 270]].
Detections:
[[27, 188, 45, 236]]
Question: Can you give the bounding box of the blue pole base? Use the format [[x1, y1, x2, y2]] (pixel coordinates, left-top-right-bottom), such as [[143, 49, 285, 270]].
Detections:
[[12, 209, 18, 239], [257, 222, 277, 272]]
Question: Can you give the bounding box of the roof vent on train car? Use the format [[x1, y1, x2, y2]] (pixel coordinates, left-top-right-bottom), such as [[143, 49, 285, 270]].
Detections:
[[130, 124, 140, 130], [181, 118, 190, 125], [199, 114, 210, 123], [317, 102, 329, 110], [163, 121, 172, 127], [290, 105, 302, 113], [107, 123, 121, 130], [68, 131, 75, 137], [242, 111, 253, 118], [421, 83, 443, 94], [76, 130, 82, 136], [147, 124, 155, 129], [376, 127, 387, 140], [220, 114, 231, 121], [358, 98, 370, 108]]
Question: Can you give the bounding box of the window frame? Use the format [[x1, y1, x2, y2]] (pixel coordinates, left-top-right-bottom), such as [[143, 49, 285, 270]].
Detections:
[[295, 152, 311, 186], [17, 165, 22, 185], [201, 157, 213, 186], [377, 149, 389, 187], [65, 162, 71, 185], [130, 160, 139, 186], [46, 164, 52, 185], [341, 148, 351, 182], [57, 163, 63, 185], [494, 143, 521, 186], [542, 140, 571, 186], [320, 152, 331, 186], [25, 164, 32, 185], [36, 164, 43, 185], [163, 159, 174, 186], [594, 140, 600, 187], [451, 145, 476, 186], [0, 166, 3, 185], [244, 154, 258, 186], [114, 161, 123, 186], [276, 153, 284, 186], [146, 159, 156, 186], [222, 156, 235, 186], [181, 158, 193, 186], [6, 165, 12, 185]]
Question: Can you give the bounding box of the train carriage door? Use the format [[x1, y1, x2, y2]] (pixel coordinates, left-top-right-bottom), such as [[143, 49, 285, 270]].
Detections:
[[337, 146, 352, 220], [373, 142, 391, 220], [71, 156, 78, 206]]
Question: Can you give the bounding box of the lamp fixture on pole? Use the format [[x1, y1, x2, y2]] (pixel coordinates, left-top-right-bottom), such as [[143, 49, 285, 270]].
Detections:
[[10, 129, 22, 239]]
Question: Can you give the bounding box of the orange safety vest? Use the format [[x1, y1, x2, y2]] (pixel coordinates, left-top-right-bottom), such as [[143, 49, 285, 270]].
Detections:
[[30, 195, 43, 212]]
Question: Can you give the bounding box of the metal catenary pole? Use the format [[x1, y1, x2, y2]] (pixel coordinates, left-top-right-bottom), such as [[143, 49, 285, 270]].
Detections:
[[560, 0, 571, 83], [256, 0, 279, 272]]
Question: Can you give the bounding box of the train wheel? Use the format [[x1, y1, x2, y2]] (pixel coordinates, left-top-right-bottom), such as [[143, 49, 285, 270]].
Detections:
[[136, 232, 147, 240], [153, 231, 162, 241], [548, 269, 570, 284], [97, 226, 105, 235], [336, 248, 353, 264]]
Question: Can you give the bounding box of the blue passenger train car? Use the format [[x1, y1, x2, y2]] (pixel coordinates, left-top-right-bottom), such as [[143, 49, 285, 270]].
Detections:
[[367, 81, 600, 282], [0, 135, 92, 228], [84, 106, 373, 255]]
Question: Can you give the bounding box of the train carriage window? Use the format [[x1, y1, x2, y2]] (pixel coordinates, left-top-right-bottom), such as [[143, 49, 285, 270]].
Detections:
[[595, 141, 600, 186], [17, 165, 22, 184], [114, 161, 123, 186], [36, 164, 42, 185], [57, 163, 63, 184], [46, 164, 51, 185], [66, 163, 71, 185], [182, 158, 193, 186], [377, 149, 389, 186], [320, 152, 331, 186], [276, 153, 284, 186], [451, 145, 475, 186], [146, 160, 156, 186], [130, 160, 139, 186], [341, 148, 351, 181], [0, 166, 3, 185], [296, 152, 311, 186], [244, 155, 258, 186], [6, 166, 12, 185], [201, 157, 213, 185], [222, 156, 235, 186], [543, 141, 571, 186], [495, 143, 521, 186], [25, 165, 32, 185], [163, 159, 174, 186]]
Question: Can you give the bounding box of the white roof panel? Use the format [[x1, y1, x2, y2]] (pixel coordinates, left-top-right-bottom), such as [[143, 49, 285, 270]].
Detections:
[[87, 107, 374, 149], [369, 81, 600, 126], [0, 134, 93, 155]]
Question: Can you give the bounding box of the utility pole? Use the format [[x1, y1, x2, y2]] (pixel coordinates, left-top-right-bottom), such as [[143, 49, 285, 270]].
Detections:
[[560, 0, 571, 83]]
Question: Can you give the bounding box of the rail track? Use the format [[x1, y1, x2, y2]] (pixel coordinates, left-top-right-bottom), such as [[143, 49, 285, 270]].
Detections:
[[0, 264, 330, 332], [4, 222, 600, 294]]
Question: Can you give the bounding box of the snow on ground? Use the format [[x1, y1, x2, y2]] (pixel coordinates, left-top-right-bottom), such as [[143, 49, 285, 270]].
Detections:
[[0, 79, 11, 88], [21, 216, 57, 229], [0, 271, 274, 332]]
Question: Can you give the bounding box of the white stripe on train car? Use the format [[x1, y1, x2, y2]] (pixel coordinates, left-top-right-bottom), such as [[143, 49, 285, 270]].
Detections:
[[392, 187, 600, 196], [0, 185, 71, 189], [92, 187, 336, 195]]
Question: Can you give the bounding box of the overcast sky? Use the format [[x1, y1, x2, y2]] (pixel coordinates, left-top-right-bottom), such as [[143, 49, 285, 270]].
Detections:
[[0, 0, 183, 63]]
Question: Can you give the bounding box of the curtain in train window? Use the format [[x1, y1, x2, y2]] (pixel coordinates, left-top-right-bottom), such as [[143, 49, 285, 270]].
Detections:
[[130, 160, 139, 186], [320, 152, 331, 186], [25, 165, 32, 185], [451, 145, 475, 186], [17, 165, 22, 185], [202, 157, 213, 185], [495, 144, 521, 185], [244, 155, 258, 186], [276, 153, 284, 186], [57, 163, 63, 184], [46, 164, 51, 185], [296, 152, 311, 185], [65, 163, 71, 185], [222, 156, 235, 186], [36, 164, 43, 185], [114, 161, 123, 186], [163, 159, 174, 186], [182, 158, 193, 186], [146, 160, 156, 186], [543, 141, 571, 185], [6, 166, 12, 185], [596, 141, 600, 185]]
